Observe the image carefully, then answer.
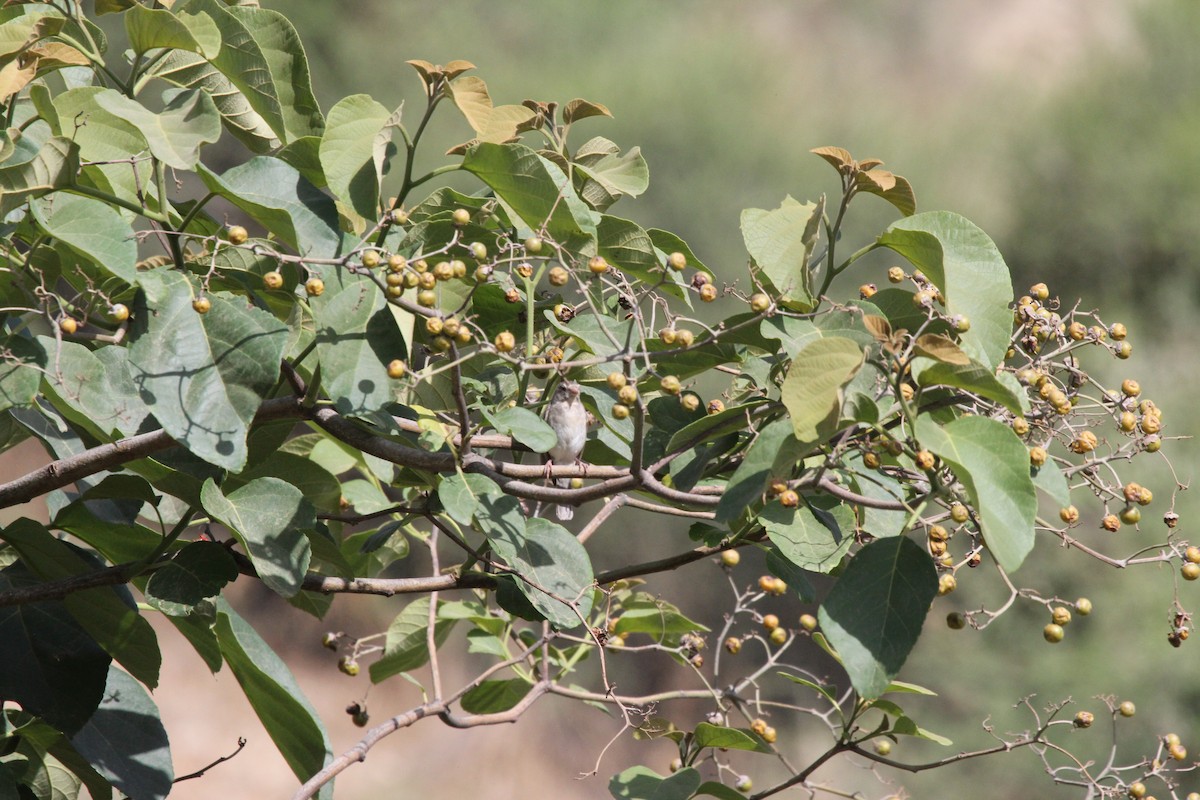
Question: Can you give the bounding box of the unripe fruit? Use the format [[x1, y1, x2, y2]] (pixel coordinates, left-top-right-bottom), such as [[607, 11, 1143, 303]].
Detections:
[[1101, 514, 1121, 532], [767, 626, 787, 645], [863, 451, 881, 469], [1119, 411, 1137, 432], [915, 450, 936, 470], [494, 331, 516, 352], [419, 271, 437, 289], [799, 613, 817, 631], [770, 578, 787, 596], [1182, 562, 1200, 581], [361, 250, 380, 268], [617, 385, 638, 405], [779, 489, 800, 508], [548, 265, 569, 286], [928, 525, 949, 543], [735, 776, 753, 792], [899, 383, 914, 402], [1060, 506, 1080, 524], [664, 251, 687, 271], [388, 254, 407, 272], [425, 317, 444, 336], [322, 632, 339, 650], [1075, 597, 1093, 615], [337, 656, 359, 676], [524, 236, 543, 254], [430, 335, 452, 353], [58, 317, 78, 334], [1043, 623, 1064, 643], [668, 757, 682, 773], [762, 614, 780, 631], [938, 574, 956, 595], [391, 208, 409, 224], [1116, 341, 1132, 359], [417, 289, 437, 307], [1120, 506, 1141, 525], [1070, 431, 1098, 453], [451, 208, 471, 226], [699, 283, 718, 302], [611, 403, 630, 420], [761, 726, 777, 743], [606, 372, 627, 390], [1109, 322, 1127, 340], [680, 393, 701, 412], [1127, 782, 1146, 799], [874, 739, 892, 755], [758, 575, 775, 593], [469, 241, 487, 260], [947, 612, 966, 629], [1118, 700, 1136, 717], [1012, 417, 1030, 436], [658, 327, 678, 345], [1122, 482, 1143, 503], [859, 283, 877, 299], [720, 550, 740, 567], [660, 375, 681, 395], [749, 293, 771, 313], [433, 261, 454, 281], [1051, 606, 1072, 626], [953, 315, 970, 333], [192, 297, 211, 314], [1169, 743, 1188, 761], [109, 303, 130, 321], [1186, 546, 1200, 564], [386, 359, 407, 379], [451, 259, 467, 279], [474, 266, 492, 283], [588, 255, 609, 274], [504, 288, 521, 304], [707, 399, 724, 415], [1073, 711, 1094, 728], [1029, 446, 1047, 466], [258, 270, 285, 291], [1121, 379, 1140, 397], [887, 266, 905, 283], [950, 503, 970, 523], [1068, 321, 1087, 340], [1140, 415, 1161, 435], [305, 278, 325, 297], [227, 224, 248, 244], [675, 329, 694, 347]]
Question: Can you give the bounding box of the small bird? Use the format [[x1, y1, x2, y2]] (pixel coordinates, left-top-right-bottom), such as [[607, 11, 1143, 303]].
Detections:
[[544, 380, 587, 520]]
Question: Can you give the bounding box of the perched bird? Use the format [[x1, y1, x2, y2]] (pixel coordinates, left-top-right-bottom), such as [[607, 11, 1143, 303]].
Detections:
[[544, 380, 587, 520]]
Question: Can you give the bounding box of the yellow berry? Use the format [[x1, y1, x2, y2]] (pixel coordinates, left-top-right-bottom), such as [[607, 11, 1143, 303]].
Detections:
[[388, 254, 407, 273], [1029, 282, 1049, 301], [617, 385, 638, 405], [1119, 700, 1136, 717], [417, 289, 437, 307], [227, 224, 248, 244], [658, 327, 677, 345], [666, 251, 687, 271], [1059, 506, 1080, 524], [762, 614, 780, 631], [887, 266, 905, 283], [606, 372, 627, 390], [1101, 514, 1121, 532], [305, 278, 325, 297], [915, 450, 936, 471], [59, 316, 78, 334], [548, 265, 569, 286], [588, 256, 609, 274], [1029, 446, 1047, 467], [1076, 597, 1093, 615], [1185, 546, 1200, 564], [1043, 623, 1064, 643], [611, 403, 631, 420], [1116, 341, 1132, 359], [749, 293, 771, 313], [768, 627, 787, 646], [192, 297, 211, 314], [720, 550, 740, 567], [675, 329, 694, 347], [1073, 711, 1094, 728], [425, 317, 444, 336], [660, 375, 681, 395], [859, 283, 877, 299], [494, 331, 516, 352], [950, 503, 969, 523], [680, 393, 701, 412], [779, 489, 800, 508], [109, 303, 130, 321], [361, 250, 380, 268], [386, 359, 406, 379], [1109, 322, 1127, 340], [1012, 417, 1029, 436], [451, 208, 471, 226], [1121, 379, 1140, 397], [1182, 562, 1200, 581], [1051, 606, 1072, 626], [699, 283, 718, 302], [938, 574, 957, 595], [706, 399, 724, 415], [799, 614, 817, 631], [524, 236, 543, 254]]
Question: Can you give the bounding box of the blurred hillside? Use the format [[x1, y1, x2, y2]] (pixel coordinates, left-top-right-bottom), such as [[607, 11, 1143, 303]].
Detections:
[[61, 2, 1200, 798]]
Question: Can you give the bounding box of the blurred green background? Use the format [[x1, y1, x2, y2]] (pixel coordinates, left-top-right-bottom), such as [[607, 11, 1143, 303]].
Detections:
[[99, 1, 1200, 798]]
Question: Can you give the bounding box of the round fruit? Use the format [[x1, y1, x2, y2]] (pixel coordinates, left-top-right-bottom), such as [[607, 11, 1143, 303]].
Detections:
[[1127, 782, 1146, 799], [658, 327, 677, 345], [1101, 514, 1121, 532], [720, 550, 740, 567], [504, 288, 521, 304], [660, 375, 681, 395], [874, 740, 892, 755], [1043, 623, 1064, 643], [1119, 506, 1141, 525], [928, 525, 949, 543], [494, 331, 516, 352], [391, 208, 409, 224], [419, 271, 437, 289], [321, 632, 339, 650], [617, 385, 638, 405], [707, 399, 724, 415], [953, 315, 970, 333], [227, 224, 248, 244], [757, 575, 775, 592], [430, 335, 452, 353], [337, 656, 359, 676], [1029, 282, 1049, 300], [771, 578, 787, 595], [353, 709, 370, 727], [425, 317, 444, 336], [1068, 321, 1087, 340], [305, 278, 325, 297], [762, 614, 780, 631], [433, 261, 454, 281], [474, 266, 492, 283], [361, 250, 380, 268], [680, 393, 701, 412], [887, 266, 905, 283], [1012, 417, 1030, 436], [699, 283, 718, 302], [192, 297, 211, 314], [1070, 431, 1098, 453], [950, 503, 970, 523], [1051, 606, 1072, 626], [1186, 546, 1200, 564], [1075, 597, 1093, 615], [1029, 446, 1047, 467], [779, 489, 800, 508], [799, 613, 817, 631], [1182, 562, 1200, 581], [1073, 711, 1094, 728], [451, 260, 467, 278], [386, 359, 407, 379], [606, 372, 627, 390], [1121, 379, 1141, 397], [761, 726, 777, 743], [469, 242, 487, 260], [451, 208, 471, 226], [915, 450, 936, 471], [1060, 506, 1080, 524], [666, 251, 687, 271], [946, 612, 966, 630], [417, 289, 437, 307], [260, 270, 285, 291], [863, 451, 881, 469], [1118, 700, 1136, 717], [611, 403, 630, 420], [548, 265, 569, 286], [749, 293, 771, 313], [1116, 341, 1132, 359], [859, 283, 877, 299], [588, 256, 609, 274], [442, 317, 460, 337], [109, 303, 130, 321], [1109, 322, 1128, 340], [938, 574, 957, 595], [768, 627, 787, 645], [735, 776, 752, 792], [388, 254, 407, 273], [1169, 743, 1187, 761], [524, 236, 543, 254], [1141, 415, 1161, 434], [675, 329, 694, 347]]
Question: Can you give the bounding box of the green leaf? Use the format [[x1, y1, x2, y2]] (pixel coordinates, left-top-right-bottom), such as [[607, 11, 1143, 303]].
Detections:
[[437, 472, 503, 526], [318, 94, 391, 222], [233, 450, 342, 513], [694, 781, 748, 800], [0, 336, 44, 413], [446, 75, 535, 144], [877, 212, 1013, 369], [215, 602, 331, 796], [125, 5, 220, 58], [37, 338, 149, 439], [1, 519, 160, 689], [69, 667, 172, 800], [462, 142, 597, 245], [614, 593, 707, 640], [93, 88, 221, 170], [486, 406, 558, 454], [667, 399, 769, 454], [817, 536, 937, 700], [915, 415, 1037, 572], [914, 358, 1026, 415], [487, 516, 595, 630], [764, 547, 816, 602], [647, 228, 712, 276], [128, 269, 288, 470], [762, 502, 852, 574], [870, 699, 952, 745], [47, 88, 149, 206], [459, 678, 531, 714], [31, 192, 137, 284], [368, 597, 456, 683], [740, 194, 822, 311], [780, 336, 864, 444], [714, 419, 803, 523], [608, 766, 701, 800], [0, 563, 110, 736], [574, 137, 649, 210], [198, 156, 343, 258], [144, 541, 238, 616], [597, 214, 660, 281], [165, 607, 222, 673], [201, 477, 313, 598], [1032, 462, 1070, 507], [692, 723, 772, 753], [778, 671, 840, 707], [0, 136, 78, 216]]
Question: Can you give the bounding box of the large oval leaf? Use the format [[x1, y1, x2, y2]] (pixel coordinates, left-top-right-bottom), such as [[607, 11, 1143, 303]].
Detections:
[[780, 336, 864, 444]]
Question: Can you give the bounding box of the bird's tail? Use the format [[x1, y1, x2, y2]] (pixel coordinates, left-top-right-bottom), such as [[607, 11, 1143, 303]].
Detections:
[[555, 477, 573, 520]]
